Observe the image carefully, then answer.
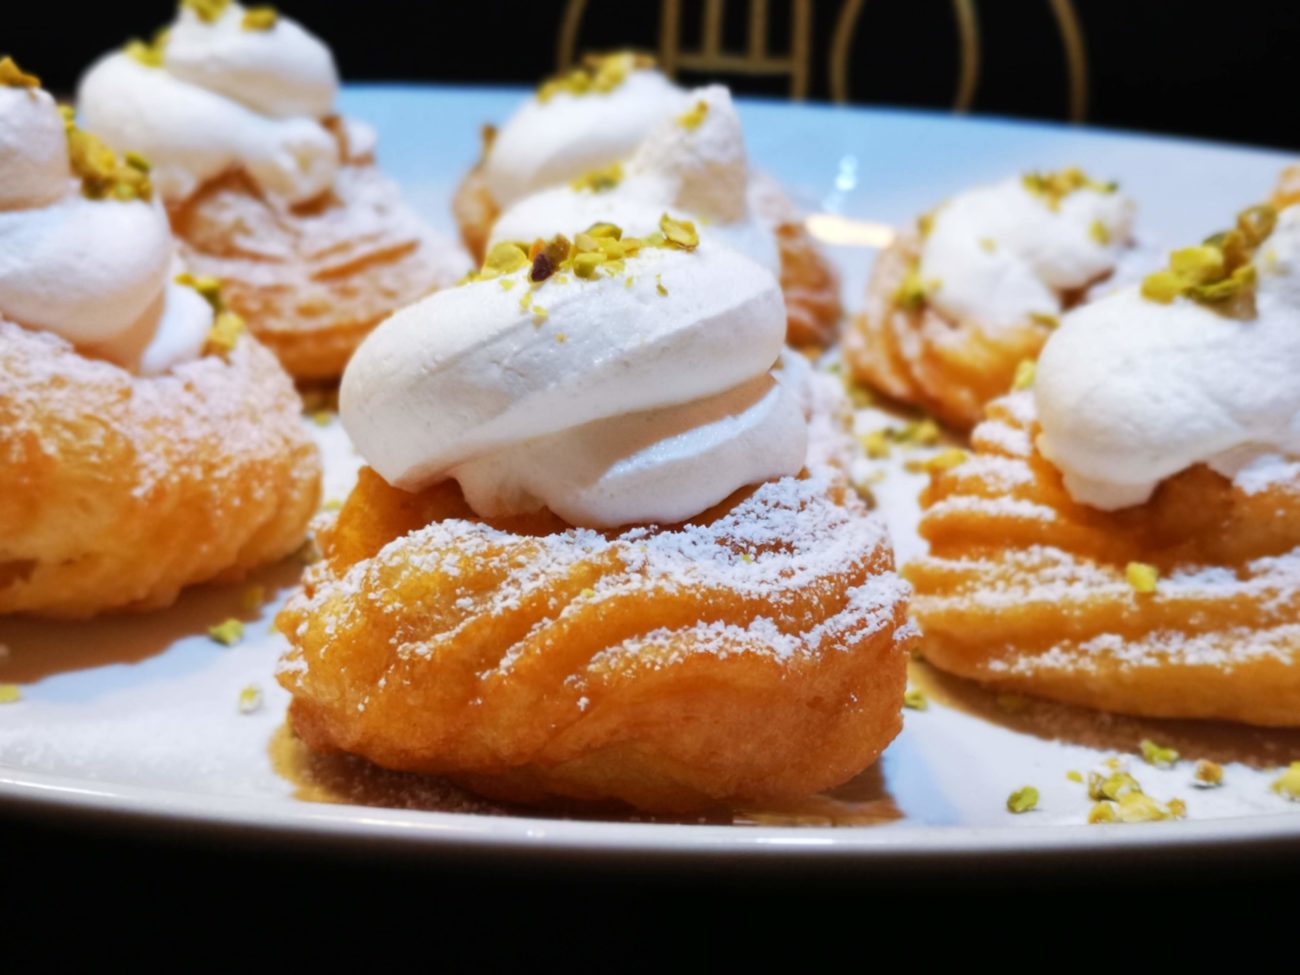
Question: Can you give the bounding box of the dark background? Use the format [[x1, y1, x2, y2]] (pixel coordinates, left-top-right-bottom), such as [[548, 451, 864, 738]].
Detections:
[[7, 0, 1299, 150], [7, 0, 1300, 916]]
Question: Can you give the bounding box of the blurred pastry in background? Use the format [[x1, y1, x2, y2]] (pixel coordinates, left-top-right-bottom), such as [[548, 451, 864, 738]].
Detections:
[[77, 1, 468, 380], [453, 52, 840, 347], [845, 168, 1137, 430], [0, 59, 319, 618], [907, 203, 1300, 726]]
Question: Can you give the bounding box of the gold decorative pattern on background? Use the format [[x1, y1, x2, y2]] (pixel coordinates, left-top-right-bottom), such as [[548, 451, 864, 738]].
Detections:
[[558, 0, 1088, 118]]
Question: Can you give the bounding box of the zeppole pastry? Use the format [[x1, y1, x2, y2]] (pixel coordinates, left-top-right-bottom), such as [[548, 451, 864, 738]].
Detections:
[[0, 60, 320, 618], [908, 203, 1300, 726], [453, 53, 840, 347], [845, 168, 1136, 430], [276, 221, 910, 812], [77, 1, 468, 380]]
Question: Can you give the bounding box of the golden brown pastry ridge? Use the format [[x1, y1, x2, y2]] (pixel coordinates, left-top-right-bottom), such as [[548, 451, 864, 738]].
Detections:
[[277, 468, 911, 812], [907, 392, 1300, 726], [172, 131, 466, 381], [0, 320, 321, 618]]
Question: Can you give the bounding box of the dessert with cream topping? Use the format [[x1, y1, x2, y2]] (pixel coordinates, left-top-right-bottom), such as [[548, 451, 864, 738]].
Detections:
[[907, 202, 1300, 726], [276, 221, 910, 812], [845, 168, 1137, 430], [76, 0, 468, 379], [0, 60, 320, 617], [453, 52, 841, 347]]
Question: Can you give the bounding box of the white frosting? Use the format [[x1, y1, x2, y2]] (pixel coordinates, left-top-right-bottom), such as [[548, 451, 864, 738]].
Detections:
[[0, 86, 211, 374], [1036, 205, 1300, 510], [0, 87, 68, 209], [78, 3, 340, 204], [341, 240, 807, 528], [488, 86, 780, 278], [920, 176, 1135, 330], [483, 67, 688, 209]]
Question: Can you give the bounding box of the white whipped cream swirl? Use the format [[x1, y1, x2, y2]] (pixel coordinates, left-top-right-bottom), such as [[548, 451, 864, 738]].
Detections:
[[78, 3, 340, 204], [0, 84, 210, 374], [489, 85, 780, 277], [1036, 205, 1300, 510], [483, 65, 688, 209], [341, 239, 807, 528], [921, 175, 1135, 330]]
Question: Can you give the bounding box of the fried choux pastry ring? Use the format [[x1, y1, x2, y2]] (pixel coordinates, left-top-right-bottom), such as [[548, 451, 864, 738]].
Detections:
[[845, 169, 1136, 430], [277, 223, 910, 811], [0, 62, 319, 618], [77, 2, 468, 380], [908, 203, 1300, 726], [452, 53, 841, 348]]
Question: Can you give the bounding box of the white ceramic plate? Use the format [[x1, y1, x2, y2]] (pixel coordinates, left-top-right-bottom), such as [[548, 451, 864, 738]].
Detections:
[[3, 86, 1299, 864]]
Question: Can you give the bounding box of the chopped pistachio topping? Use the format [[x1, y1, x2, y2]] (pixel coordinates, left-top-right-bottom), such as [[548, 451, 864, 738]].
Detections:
[[240, 585, 266, 613], [859, 429, 891, 460], [125, 28, 170, 68], [978, 237, 997, 253], [183, 0, 232, 23], [176, 272, 225, 311], [916, 209, 937, 239], [891, 418, 941, 446], [208, 617, 244, 646], [1028, 311, 1060, 330], [1112, 791, 1185, 823], [1089, 218, 1111, 245], [677, 99, 709, 130], [1139, 738, 1180, 769], [1088, 769, 1140, 801], [0, 56, 41, 88], [238, 684, 264, 714], [570, 161, 624, 193], [1192, 759, 1224, 788], [1011, 359, 1037, 391], [1141, 204, 1276, 317], [482, 241, 531, 279], [1087, 800, 1117, 824], [1021, 166, 1116, 211], [1125, 561, 1159, 595], [1272, 761, 1300, 801], [311, 409, 333, 426], [906, 448, 967, 475], [204, 311, 245, 356], [893, 262, 939, 311], [1006, 786, 1039, 814], [903, 688, 928, 711], [660, 213, 699, 250], [65, 119, 155, 202], [242, 6, 278, 30], [0, 684, 22, 704], [1066, 770, 1084, 784], [536, 51, 654, 103]]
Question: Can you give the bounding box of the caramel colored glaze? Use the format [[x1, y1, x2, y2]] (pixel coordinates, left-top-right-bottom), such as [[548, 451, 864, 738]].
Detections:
[[277, 469, 910, 813], [844, 230, 1055, 432], [911, 660, 1300, 768], [907, 393, 1300, 726], [270, 720, 902, 826]]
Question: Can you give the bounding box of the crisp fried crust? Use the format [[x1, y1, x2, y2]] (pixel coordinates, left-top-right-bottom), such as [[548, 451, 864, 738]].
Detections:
[[277, 468, 911, 812], [907, 392, 1300, 726], [172, 163, 466, 381], [844, 232, 1051, 431], [0, 321, 321, 618]]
